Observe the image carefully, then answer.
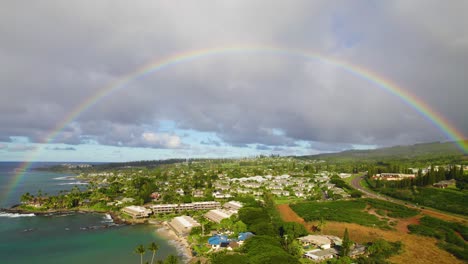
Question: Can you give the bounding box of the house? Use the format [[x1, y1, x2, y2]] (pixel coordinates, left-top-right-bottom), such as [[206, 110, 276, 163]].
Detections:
[[213, 191, 232, 199], [433, 179, 455, 189], [208, 235, 229, 249], [168, 215, 200, 236], [349, 244, 366, 257], [297, 235, 342, 249], [121, 206, 152, 219], [339, 173, 352, 178], [176, 188, 185, 196], [303, 248, 338, 262], [116, 197, 135, 205], [192, 189, 205, 198], [238, 232, 254, 242]]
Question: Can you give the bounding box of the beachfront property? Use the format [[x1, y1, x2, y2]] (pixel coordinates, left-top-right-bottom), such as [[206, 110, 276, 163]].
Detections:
[[151, 201, 221, 214], [168, 215, 201, 236], [372, 173, 416, 181], [121, 205, 152, 219]]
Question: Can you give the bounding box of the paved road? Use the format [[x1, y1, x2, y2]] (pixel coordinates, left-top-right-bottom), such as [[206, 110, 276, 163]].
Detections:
[[350, 175, 406, 204]]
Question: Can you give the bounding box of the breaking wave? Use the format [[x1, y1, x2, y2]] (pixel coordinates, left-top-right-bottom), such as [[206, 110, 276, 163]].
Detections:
[[0, 212, 35, 218]]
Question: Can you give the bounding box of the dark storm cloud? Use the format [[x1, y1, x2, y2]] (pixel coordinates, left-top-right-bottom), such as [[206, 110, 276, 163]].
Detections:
[[0, 1, 467, 152]]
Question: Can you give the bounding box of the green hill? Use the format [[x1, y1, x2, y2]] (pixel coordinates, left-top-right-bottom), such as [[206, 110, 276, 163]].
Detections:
[[301, 141, 468, 163]]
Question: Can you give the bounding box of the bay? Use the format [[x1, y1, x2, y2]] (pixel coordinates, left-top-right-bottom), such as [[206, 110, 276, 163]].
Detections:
[[0, 162, 179, 264]]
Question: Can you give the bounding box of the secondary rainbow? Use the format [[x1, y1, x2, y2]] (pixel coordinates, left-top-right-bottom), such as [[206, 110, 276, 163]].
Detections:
[[4, 45, 467, 203]]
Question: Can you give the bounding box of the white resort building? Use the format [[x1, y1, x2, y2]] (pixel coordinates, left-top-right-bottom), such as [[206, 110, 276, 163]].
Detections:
[[168, 215, 201, 235], [121, 205, 152, 219]]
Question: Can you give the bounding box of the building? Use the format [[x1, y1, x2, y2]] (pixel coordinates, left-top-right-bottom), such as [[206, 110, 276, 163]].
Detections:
[[339, 173, 352, 178], [304, 248, 338, 262], [121, 206, 152, 219], [223, 201, 243, 211], [168, 215, 200, 236], [205, 209, 235, 223], [349, 244, 366, 257], [433, 179, 455, 189], [192, 201, 221, 210], [238, 232, 254, 242], [297, 235, 342, 249], [152, 204, 179, 213], [151, 201, 220, 214], [372, 173, 415, 181], [208, 234, 230, 249]]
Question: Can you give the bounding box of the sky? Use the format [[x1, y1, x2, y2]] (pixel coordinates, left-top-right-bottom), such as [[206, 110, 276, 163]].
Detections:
[[1, 1, 467, 162]]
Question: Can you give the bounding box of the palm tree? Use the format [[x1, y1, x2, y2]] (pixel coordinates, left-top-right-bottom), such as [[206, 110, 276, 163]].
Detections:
[[164, 255, 179, 264], [134, 244, 146, 264], [148, 242, 159, 264]]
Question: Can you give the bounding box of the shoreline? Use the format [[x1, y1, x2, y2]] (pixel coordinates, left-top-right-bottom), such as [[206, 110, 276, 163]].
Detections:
[[155, 224, 193, 263], [0, 206, 132, 225]]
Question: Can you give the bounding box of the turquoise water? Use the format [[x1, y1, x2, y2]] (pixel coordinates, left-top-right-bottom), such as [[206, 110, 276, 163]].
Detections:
[[0, 162, 179, 264]]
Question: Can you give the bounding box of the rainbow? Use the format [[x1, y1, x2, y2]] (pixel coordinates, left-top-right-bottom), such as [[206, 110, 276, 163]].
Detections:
[[3, 45, 467, 203]]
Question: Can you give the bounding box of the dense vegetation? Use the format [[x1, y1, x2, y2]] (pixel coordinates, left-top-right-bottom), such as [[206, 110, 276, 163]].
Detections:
[[290, 199, 418, 230], [408, 216, 468, 261], [291, 200, 389, 229], [378, 187, 468, 216], [210, 193, 305, 264]]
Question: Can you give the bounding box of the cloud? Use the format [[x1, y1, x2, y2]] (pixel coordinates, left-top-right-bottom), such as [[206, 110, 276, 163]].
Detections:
[[200, 138, 222, 147], [140, 132, 182, 149], [7, 145, 37, 152], [0, 1, 466, 155]]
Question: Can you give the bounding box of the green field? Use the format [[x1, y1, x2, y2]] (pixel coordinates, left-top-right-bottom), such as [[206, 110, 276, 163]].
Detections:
[[290, 200, 386, 228], [379, 187, 468, 215], [290, 199, 419, 230]]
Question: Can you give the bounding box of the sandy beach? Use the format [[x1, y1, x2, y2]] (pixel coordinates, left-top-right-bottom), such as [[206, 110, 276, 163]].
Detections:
[[155, 224, 192, 263]]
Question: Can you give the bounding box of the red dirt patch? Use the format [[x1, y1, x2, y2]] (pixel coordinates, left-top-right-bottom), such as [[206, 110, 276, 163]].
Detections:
[[395, 215, 421, 233]]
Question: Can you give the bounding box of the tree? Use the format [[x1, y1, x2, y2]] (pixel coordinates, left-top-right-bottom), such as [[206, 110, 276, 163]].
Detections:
[[164, 255, 179, 264], [134, 244, 146, 264], [233, 220, 247, 234], [341, 228, 351, 257], [220, 218, 233, 231], [148, 242, 159, 264], [317, 217, 326, 233]]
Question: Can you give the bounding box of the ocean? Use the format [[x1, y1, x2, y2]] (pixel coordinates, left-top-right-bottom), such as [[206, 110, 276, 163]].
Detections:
[[0, 162, 179, 264]]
